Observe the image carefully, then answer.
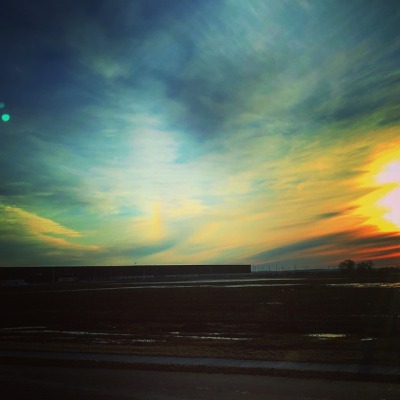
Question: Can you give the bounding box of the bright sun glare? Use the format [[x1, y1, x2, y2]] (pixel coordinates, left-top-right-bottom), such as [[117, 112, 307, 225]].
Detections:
[[356, 146, 400, 232], [376, 160, 400, 229]]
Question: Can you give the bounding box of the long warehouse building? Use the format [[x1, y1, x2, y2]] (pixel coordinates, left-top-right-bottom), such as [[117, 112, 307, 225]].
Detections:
[[0, 264, 251, 284]]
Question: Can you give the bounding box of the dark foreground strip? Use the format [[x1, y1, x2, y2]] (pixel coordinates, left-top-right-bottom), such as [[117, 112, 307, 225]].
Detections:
[[1, 352, 399, 383]]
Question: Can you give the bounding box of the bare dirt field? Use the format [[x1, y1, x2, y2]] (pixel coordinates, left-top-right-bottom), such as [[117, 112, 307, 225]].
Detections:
[[0, 273, 399, 365]]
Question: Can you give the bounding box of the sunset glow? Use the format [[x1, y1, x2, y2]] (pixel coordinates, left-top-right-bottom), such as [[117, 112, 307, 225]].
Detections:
[[355, 141, 400, 233], [1, 1, 400, 268]]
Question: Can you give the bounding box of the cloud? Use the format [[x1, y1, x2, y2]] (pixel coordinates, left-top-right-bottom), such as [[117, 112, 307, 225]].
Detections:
[[249, 226, 400, 266], [1, 0, 400, 267], [315, 208, 357, 221], [0, 204, 100, 266], [0, 205, 98, 250]]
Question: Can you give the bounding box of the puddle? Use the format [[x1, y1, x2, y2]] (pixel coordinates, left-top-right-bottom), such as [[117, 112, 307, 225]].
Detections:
[[0, 328, 132, 336], [306, 333, 347, 340], [327, 282, 400, 288], [93, 339, 159, 344], [0, 328, 165, 344], [45, 283, 306, 292], [167, 332, 251, 341], [0, 328, 251, 343], [0, 326, 47, 331], [172, 335, 249, 341]]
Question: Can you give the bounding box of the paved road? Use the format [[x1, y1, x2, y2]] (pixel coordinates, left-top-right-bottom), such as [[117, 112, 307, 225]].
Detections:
[[1, 363, 399, 400], [1, 350, 400, 378]]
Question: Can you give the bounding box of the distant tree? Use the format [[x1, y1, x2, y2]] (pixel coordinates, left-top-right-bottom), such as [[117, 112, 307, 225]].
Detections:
[[338, 259, 355, 273], [357, 260, 374, 272]]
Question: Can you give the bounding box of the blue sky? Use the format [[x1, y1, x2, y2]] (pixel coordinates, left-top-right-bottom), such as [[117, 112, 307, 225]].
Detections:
[[0, 0, 399, 267]]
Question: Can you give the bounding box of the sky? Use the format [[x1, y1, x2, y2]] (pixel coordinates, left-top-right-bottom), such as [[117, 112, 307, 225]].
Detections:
[[0, 0, 399, 268]]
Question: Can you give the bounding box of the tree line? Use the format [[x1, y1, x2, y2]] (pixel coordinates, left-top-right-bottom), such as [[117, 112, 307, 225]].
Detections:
[[338, 259, 374, 273]]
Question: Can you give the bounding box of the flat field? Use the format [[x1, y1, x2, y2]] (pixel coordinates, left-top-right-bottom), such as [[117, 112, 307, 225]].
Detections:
[[0, 274, 399, 364]]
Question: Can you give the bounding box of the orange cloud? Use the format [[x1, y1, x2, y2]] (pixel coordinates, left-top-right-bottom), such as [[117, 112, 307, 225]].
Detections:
[[1, 205, 99, 250]]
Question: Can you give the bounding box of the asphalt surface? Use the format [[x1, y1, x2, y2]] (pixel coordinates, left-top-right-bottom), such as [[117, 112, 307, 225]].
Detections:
[[1, 363, 400, 400], [1, 350, 399, 379]]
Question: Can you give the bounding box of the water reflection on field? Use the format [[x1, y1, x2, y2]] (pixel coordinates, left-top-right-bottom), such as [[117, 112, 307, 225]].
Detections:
[[167, 332, 251, 341], [51, 280, 400, 292], [50, 279, 309, 292], [327, 282, 400, 288], [0, 327, 252, 344], [306, 333, 347, 340]]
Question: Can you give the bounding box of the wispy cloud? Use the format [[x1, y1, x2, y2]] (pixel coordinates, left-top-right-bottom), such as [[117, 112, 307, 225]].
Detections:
[[0, 205, 98, 265], [0, 205, 95, 245], [1, 0, 399, 267]]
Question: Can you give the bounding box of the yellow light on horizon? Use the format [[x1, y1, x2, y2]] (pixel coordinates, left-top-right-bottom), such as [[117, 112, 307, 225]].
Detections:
[[355, 145, 400, 232], [151, 202, 164, 240], [376, 160, 400, 228]]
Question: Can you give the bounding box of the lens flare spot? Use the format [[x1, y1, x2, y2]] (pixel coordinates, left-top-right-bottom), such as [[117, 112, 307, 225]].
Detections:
[[1, 113, 10, 122]]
